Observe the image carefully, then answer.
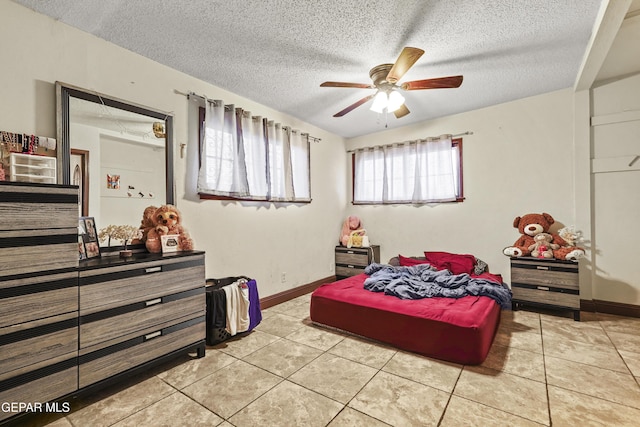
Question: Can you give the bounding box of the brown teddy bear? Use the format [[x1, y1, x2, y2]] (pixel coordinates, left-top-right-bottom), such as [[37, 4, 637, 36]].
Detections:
[[145, 204, 194, 253], [528, 232, 559, 258], [503, 212, 566, 258], [133, 205, 158, 245]]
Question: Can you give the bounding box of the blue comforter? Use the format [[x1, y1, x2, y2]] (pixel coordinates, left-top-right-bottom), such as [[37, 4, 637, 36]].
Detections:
[[363, 263, 512, 309]]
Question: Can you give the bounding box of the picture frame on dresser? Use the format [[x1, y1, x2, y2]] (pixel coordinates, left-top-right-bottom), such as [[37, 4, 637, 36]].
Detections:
[[79, 216, 100, 259]]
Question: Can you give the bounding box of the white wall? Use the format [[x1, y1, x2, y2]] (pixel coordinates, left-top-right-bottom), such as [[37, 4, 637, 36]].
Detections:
[[345, 89, 577, 280], [0, 1, 348, 297]]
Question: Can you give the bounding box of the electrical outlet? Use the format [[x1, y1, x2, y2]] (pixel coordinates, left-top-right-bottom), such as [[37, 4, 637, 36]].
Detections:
[[329, 262, 334, 272], [280, 272, 286, 283]]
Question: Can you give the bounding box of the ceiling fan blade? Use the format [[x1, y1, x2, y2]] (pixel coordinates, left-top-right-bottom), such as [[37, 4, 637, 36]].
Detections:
[[320, 81, 375, 89], [401, 75, 463, 90], [386, 47, 425, 84], [394, 104, 410, 118], [333, 94, 376, 117]]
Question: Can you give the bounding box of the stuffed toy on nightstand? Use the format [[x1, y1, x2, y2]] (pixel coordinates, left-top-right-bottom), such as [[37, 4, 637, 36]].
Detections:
[[503, 212, 566, 258], [528, 232, 559, 259], [556, 226, 586, 261], [339, 215, 366, 247]]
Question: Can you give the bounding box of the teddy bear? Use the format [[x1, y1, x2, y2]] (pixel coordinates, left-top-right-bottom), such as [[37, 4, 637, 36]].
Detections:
[[503, 212, 567, 258], [133, 205, 158, 245], [528, 232, 559, 258], [339, 215, 365, 246], [145, 204, 194, 253], [556, 226, 586, 261]]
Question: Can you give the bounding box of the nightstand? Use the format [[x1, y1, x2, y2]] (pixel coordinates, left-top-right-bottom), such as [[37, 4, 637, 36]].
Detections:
[[335, 245, 380, 278], [510, 257, 580, 321]]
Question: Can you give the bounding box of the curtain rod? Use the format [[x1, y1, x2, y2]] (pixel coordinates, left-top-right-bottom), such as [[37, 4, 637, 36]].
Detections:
[[175, 89, 321, 143], [346, 131, 473, 153]]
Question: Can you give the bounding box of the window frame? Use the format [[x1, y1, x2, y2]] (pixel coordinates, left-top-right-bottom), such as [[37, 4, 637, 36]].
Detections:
[[351, 137, 464, 205]]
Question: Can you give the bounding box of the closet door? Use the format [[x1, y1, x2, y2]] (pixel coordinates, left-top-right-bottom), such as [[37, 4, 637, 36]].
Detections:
[[591, 73, 640, 306]]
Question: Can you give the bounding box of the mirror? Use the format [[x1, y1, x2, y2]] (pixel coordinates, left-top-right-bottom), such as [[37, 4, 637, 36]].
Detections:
[[56, 83, 174, 248]]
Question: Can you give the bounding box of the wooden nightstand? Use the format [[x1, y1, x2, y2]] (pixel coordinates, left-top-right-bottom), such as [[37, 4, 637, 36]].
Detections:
[[510, 257, 580, 321], [335, 245, 380, 279]]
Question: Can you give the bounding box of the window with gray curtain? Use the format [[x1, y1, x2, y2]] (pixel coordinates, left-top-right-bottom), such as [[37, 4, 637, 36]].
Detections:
[[197, 100, 311, 202]]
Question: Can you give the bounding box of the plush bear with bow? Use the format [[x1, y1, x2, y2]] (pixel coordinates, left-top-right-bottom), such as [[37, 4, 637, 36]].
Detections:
[[145, 204, 194, 253], [528, 232, 559, 258]]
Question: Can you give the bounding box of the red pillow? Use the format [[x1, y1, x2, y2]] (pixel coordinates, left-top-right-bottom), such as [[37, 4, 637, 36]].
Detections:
[[398, 255, 430, 267], [423, 251, 476, 275]]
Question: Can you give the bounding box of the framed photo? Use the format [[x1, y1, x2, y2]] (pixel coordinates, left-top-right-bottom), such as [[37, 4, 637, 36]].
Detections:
[[161, 234, 180, 253], [79, 216, 100, 259]]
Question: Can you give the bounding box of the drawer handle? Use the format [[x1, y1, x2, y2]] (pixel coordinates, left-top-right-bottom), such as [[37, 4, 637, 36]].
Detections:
[[536, 266, 549, 270], [145, 266, 162, 274], [145, 298, 162, 307], [537, 286, 550, 291], [347, 251, 355, 254], [347, 265, 355, 268], [144, 331, 162, 341]]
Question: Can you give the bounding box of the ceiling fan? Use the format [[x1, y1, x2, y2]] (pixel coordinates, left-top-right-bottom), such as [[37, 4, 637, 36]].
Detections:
[[320, 47, 463, 118]]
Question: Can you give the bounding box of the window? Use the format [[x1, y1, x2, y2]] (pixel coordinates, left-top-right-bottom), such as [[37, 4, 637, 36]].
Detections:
[[197, 102, 311, 202], [353, 136, 463, 204]]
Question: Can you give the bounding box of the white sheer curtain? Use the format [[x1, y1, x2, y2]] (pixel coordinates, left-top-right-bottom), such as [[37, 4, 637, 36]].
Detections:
[[290, 130, 311, 201], [197, 100, 249, 197], [412, 136, 457, 202], [354, 146, 385, 203], [240, 112, 268, 199], [198, 98, 311, 202], [353, 134, 458, 204], [266, 121, 290, 200]]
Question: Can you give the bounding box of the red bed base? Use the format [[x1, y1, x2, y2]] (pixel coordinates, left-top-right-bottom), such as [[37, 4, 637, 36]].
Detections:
[[310, 273, 502, 365]]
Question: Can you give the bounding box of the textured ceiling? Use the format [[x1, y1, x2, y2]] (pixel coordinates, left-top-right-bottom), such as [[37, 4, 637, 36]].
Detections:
[[14, 0, 605, 138]]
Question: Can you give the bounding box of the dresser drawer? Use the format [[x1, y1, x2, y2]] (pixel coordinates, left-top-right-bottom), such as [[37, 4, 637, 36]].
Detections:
[[511, 260, 578, 290], [336, 265, 366, 277], [78, 316, 205, 388], [80, 288, 204, 349], [0, 228, 79, 276], [335, 248, 370, 267], [0, 271, 78, 328], [0, 316, 78, 381], [0, 183, 78, 231], [512, 284, 580, 309], [79, 255, 205, 315], [0, 361, 77, 422]]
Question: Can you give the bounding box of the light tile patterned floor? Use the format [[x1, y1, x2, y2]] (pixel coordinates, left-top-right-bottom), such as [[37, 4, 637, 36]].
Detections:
[[21, 293, 640, 426]]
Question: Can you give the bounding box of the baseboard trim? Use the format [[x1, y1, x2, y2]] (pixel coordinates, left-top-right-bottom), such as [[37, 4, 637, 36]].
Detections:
[[581, 299, 640, 318], [260, 275, 336, 309]]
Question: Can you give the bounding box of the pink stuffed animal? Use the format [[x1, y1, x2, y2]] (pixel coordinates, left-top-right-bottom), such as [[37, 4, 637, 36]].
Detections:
[[339, 215, 364, 246]]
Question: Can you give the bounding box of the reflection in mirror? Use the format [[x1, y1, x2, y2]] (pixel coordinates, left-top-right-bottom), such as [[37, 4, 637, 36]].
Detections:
[[57, 83, 174, 248]]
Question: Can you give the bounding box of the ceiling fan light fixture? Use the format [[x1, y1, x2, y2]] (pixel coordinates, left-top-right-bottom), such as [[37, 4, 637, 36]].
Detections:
[[370, 91, 388, 113], [387, 90, 405, 113]]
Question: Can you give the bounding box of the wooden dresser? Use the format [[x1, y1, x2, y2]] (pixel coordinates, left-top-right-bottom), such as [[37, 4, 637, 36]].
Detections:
[[335, 245, 380, 279], [0, 182, 206, 424], [510, 257, 580, 321], [77, 252, 206, 389], [0, 182, 79, 423]]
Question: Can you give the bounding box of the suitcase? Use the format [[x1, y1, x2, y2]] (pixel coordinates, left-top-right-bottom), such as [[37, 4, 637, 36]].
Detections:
[[205, 276, 262, 345]]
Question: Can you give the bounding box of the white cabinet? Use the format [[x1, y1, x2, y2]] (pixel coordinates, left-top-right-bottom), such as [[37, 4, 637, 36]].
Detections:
[[10, 152, 57, 184]]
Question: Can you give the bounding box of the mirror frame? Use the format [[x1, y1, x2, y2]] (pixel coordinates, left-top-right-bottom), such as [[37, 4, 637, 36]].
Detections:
[[56, 82, 175, 204]]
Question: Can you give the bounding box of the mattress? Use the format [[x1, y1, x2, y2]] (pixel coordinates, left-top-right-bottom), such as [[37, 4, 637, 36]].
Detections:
[[310, 273, 502, 365]]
